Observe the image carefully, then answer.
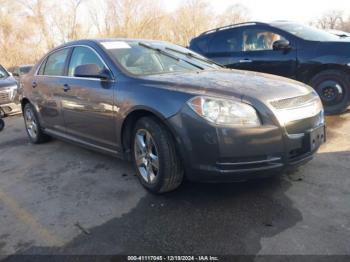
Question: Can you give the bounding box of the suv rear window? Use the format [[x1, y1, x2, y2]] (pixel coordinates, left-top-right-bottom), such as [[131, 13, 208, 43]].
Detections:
[[43, 49, 70, 76]]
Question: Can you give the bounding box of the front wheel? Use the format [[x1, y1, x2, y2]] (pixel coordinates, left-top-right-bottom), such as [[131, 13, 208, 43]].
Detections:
[[132, 116, 184, 193], [23, 103, 50, 144], [310, 70, 350, 115]]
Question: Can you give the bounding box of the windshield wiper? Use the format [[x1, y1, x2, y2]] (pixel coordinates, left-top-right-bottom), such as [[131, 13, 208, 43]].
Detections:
[[165, 47, 223, 67], [139, 42, 204, 70]]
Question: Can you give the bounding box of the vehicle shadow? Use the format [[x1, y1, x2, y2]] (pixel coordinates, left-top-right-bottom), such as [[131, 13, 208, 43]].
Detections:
[[6, 175, 302, 257]]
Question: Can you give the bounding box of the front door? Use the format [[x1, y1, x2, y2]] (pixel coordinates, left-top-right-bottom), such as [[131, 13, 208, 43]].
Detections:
[[60, 46, 116, 150], [233, 27, 297, 78]]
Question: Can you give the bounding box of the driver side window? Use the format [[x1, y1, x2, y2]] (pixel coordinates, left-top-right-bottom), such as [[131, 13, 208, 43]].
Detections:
[[68, 47, 105, 77], [243, 29, 286, 51]]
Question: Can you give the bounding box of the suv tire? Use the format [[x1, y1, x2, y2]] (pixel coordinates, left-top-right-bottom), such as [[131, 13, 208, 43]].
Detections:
[[310, 70, 350, 115]]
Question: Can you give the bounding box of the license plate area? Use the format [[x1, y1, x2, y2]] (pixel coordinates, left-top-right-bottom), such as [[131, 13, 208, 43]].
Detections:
[[308, 125, 326, 152]]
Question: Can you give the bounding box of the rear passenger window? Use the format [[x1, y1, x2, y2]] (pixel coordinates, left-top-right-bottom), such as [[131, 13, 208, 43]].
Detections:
[[208, 30, 242, 53], [43, 49, 69, 76], [191, 37, 210, 54]]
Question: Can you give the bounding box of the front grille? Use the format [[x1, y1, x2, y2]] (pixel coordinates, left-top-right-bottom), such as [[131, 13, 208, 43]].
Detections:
[[285, 114, 322, 134], [270, 93, 315, 109], [0, 91, 11, 104]]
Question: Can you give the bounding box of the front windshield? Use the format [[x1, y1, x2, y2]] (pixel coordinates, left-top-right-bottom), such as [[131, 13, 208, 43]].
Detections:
[[0, 65, 9, 79], [101, 41, 220, 76], [274, 23, 341, 41]]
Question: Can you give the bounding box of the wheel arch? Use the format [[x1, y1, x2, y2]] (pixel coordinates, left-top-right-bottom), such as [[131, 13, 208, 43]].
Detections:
[[120, 108, 184, 162], [21, 97, 31, 111], [304, 64, 350, 84]]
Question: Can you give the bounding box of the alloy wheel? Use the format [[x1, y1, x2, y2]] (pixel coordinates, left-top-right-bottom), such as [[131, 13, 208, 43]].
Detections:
[[24, 107, 38, 139], [134, 129, 160, 184]]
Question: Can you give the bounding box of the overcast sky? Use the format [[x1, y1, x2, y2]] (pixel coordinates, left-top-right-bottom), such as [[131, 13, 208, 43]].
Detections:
[[165, 0, 350, 23]]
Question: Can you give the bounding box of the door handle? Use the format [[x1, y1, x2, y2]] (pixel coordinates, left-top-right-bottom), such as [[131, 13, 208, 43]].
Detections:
[[63, 84, 71, 92], [239, 59, 253, 63], [32, 82, 37, 88]]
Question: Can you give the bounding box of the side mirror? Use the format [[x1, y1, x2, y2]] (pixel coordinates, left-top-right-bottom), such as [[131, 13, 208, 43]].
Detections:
[[273, 40, 291, 51], [74, 64, 111, 80], [12, 72, 19, 77]]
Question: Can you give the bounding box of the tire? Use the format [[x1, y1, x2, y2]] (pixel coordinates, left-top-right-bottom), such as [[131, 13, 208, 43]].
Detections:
[[310, 69, 350, 115], [0, 119, 4, 132], [132, 116, 184, 193], [23, 103, 50, 144]]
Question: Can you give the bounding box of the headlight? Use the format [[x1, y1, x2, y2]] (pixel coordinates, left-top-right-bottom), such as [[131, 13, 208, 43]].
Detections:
[[187, 96, 261, 127], [7, 85, 18, 99]]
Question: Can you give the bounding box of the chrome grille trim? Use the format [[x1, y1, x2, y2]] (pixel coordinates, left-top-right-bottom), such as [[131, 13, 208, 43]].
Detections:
[[270, 93, 315, 109], [0, 90, 11, 104]]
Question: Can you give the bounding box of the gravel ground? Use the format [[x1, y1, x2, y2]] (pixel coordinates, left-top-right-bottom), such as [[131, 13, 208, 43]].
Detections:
[[0, 112, 349, 258]]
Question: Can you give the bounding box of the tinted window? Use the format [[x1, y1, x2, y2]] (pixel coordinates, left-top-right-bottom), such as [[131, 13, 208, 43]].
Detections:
[[242, 29, 287, 51], [68, 47, 105, 77], [191, 37, 210, 53], [43, 49, 69, 76], [208, 29, 242, 53]]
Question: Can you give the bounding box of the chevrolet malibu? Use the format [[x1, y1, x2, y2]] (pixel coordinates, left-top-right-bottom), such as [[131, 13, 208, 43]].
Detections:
[[21, 39, 325, 193]]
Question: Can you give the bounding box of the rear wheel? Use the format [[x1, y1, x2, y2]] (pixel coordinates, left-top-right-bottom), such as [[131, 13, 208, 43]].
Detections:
[[23, 103, 50, 144], [310, 70, 350, 114], [132, 116, 184, 193]]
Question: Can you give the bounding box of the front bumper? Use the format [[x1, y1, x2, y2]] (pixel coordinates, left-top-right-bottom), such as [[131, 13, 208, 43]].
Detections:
[[0, 102, 21, 116], [0, 89, 21, 116], [167, 106, 325, 182]]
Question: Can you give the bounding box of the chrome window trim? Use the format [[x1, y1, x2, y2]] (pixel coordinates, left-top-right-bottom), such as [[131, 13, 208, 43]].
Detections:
[[35, 44, 115, 82]]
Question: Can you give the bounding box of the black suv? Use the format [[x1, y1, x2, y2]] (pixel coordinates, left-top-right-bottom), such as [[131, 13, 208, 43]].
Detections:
[[190, 21, 350, 114]]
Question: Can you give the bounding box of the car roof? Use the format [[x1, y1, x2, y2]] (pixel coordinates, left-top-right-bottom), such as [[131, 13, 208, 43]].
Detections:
[[56, 38, 170, 49], [197, 20, 297, 37]]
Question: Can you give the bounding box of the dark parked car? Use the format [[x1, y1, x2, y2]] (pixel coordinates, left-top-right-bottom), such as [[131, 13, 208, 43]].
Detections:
[[327, 29, 350, 38], [21, 39, 325, 193], [8, 65, 33, 82], [189, 21, 350, 114], [0, 64, 21, 116]]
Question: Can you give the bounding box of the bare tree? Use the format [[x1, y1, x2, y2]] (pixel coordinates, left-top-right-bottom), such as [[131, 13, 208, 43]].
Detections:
[[169, 0, 213, 46], [1, 0, 255, 67], [215, 4, 250, 27], [315, 10, 344, 29]]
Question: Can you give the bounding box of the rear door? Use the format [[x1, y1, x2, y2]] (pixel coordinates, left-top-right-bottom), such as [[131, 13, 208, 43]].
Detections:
[[233, 26, 297, 78], [205, 28, 243, 67], [61, 46, 116, 150], [32, 48, 71, 132]]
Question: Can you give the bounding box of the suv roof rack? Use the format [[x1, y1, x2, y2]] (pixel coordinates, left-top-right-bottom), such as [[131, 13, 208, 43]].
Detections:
[[199, 21, 269, 36]]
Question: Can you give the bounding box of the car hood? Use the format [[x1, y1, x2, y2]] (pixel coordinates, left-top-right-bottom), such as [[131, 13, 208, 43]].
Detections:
[[0, 77, 17, 90], [140, 69, 312, 102]]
